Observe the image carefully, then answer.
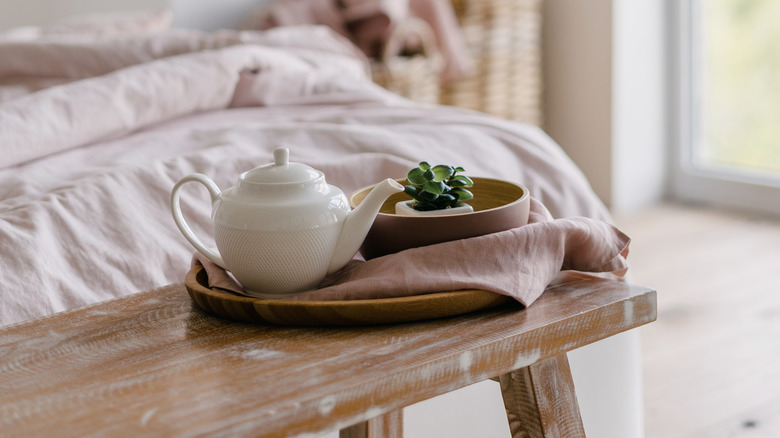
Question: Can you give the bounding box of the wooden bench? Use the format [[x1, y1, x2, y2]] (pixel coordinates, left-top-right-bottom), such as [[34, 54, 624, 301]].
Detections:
[[0, 272, 656, 437]]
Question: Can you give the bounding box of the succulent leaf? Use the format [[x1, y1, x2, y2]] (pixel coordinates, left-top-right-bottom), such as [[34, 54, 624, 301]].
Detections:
[[438, 194, 457, 206], [404, 186, 420, 197], [418, 190, 439, 201], [406, 168, 427, 185], [452, 175, 474, 187], [431, 165, 454, 182], [423, 180, 445, 195], [452, 187, 474, 201]]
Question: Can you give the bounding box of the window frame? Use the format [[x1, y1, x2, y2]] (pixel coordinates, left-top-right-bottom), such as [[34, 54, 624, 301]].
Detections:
[[670, 0, 780, 216]]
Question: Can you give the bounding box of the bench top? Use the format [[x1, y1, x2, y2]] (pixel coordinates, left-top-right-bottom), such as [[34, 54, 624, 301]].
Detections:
[[0, 272, 656, 438]]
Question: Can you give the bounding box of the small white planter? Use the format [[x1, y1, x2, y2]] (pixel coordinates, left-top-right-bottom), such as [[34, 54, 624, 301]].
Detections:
[[395, 200, 474, 216]]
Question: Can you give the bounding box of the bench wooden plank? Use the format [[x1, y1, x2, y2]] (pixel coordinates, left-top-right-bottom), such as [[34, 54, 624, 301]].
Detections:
[[0, 272, 656, 437]]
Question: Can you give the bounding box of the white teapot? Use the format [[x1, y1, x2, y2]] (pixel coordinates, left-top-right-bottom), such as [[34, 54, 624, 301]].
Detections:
[[171, 147, 403, 298]]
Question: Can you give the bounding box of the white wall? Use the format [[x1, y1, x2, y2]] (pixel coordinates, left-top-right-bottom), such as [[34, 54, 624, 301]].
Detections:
[[543, 0, 614, 207], [612, 0, 669, 211], [0, 0, 261, 31], [0, 0, 165, 31], [543, 0, 669, 213]]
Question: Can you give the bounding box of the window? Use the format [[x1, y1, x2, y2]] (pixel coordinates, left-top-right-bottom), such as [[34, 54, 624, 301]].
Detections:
[[671, 0, 780, 215]]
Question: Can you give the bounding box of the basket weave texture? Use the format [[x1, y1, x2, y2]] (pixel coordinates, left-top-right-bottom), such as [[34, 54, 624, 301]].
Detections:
[[370, 18, 443, 105], [371, 0, 543, 125]]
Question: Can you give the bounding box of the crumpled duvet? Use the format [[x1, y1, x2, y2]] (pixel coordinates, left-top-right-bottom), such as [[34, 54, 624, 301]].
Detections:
[[0, 25, 612, 327]]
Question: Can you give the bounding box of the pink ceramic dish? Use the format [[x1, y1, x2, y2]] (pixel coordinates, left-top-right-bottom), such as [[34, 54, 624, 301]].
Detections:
[[350, 177, 531, 259]]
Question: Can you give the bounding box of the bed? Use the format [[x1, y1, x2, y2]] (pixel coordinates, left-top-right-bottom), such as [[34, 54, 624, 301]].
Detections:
[[0, 8, 643, 438]]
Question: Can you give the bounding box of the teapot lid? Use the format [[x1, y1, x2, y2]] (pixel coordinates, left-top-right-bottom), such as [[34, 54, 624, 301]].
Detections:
[[242, 147, 322, 185]]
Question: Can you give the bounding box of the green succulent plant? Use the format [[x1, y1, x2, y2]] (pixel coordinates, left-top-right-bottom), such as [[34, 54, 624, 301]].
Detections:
[[403, 161, 474, 211]]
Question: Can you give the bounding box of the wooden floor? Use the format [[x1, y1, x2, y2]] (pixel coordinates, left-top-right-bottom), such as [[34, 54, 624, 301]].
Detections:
[[613, 203, 780, 438]]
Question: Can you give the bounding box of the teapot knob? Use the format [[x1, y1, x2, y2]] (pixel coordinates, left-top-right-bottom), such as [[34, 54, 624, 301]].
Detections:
[[274, 147, 289, 167]]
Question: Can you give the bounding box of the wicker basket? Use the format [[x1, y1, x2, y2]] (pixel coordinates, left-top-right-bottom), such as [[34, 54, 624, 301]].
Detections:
[[370, 18, 443, 105], [443, 0, 543, 125]]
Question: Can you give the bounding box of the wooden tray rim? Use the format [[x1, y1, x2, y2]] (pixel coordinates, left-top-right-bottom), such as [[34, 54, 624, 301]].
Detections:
[[185, 265, 516, 325]]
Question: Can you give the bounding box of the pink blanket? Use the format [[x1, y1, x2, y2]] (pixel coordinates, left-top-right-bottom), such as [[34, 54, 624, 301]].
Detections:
[[0, 26, 617, 327]]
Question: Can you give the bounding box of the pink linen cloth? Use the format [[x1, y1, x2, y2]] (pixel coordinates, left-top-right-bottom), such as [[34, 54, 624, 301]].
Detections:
[[193, 198, 630, 307]]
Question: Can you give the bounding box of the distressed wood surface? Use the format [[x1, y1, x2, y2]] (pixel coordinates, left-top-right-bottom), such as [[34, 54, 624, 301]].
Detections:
[[339, 411, 403, 438], [500, 354, 585, 438], [0, 272, 656, 438]]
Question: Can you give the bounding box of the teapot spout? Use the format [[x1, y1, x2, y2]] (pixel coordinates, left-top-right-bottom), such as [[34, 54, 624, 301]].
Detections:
[[327, 178, 404, 274]]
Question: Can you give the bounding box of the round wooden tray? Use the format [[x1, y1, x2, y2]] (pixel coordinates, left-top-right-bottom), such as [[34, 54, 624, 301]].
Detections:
[[185, 265, 515, 326]]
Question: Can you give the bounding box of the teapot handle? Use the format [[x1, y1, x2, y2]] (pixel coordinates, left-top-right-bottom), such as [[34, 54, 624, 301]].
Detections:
[[170, 174, 227, 269]]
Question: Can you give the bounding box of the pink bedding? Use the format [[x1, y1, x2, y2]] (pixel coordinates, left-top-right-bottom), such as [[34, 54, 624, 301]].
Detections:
[[0, 25, 612, 327]]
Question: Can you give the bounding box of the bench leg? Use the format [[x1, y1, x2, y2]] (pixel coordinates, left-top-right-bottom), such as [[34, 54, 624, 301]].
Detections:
[[340, 410, 403, 438], [499, 353, 586, 438]]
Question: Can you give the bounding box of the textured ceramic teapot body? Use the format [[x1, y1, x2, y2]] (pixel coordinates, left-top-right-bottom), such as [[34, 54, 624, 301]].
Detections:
[[171, 147, 403, 298]]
